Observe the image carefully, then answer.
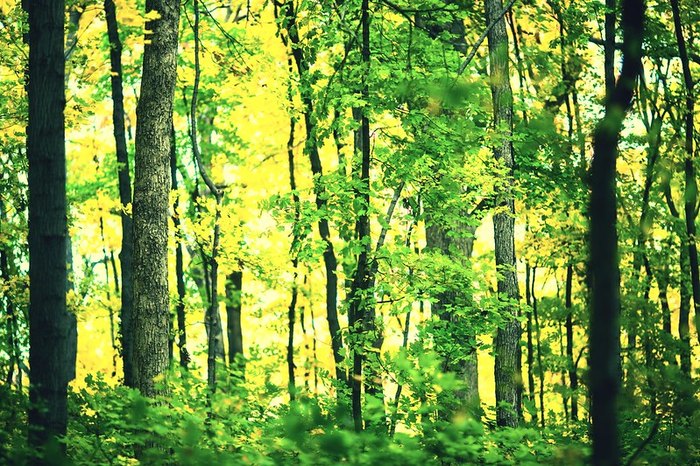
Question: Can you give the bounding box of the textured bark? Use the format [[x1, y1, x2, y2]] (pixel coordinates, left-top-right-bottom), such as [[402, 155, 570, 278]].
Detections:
[[588, 0, 644, 463], [104, 0, 135, 387], [131, 0, 180, 397], [485, 0, 521, 428], [24, 0, 77, 455]]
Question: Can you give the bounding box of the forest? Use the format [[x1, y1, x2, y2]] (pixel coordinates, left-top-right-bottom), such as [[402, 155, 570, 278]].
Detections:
[[0, 0, 699, 464]]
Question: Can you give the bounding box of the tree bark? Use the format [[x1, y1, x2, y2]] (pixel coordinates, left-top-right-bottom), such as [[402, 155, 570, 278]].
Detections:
[[485, 0, 521, 428], [131, 0, 180, 397], [588, 0, 644, 463], [24, 0, 77, 456]]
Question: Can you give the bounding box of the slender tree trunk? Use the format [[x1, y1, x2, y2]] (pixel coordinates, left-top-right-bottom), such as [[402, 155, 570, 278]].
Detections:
[[190, 0, 225, 390], [531, 268, 545, 428], [524, 263, 536, 423], [679, 246, 692, 374], [24, 0, 77, 456], [170, 127, 189, 370], [104, 0, 135, 386], [279, 1, 345, 385], [662, 162, 690, 373], [285, 104, 301, 399], [0, 246, 19, 387], [565, 264, 578, 421], [348, 0, 372, 431], [588, 0, 644, 463], [131, 0, 180, 397], [670, 0, 700, 347], [485, 0, 521, 428]]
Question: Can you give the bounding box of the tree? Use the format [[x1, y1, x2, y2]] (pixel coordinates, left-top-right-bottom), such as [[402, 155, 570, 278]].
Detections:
[[131, 0, 180, 397], [23, 0, 77, 456], [104, 0, 135, 386], [588, 0, 644, 463], [485, 0, 521, 427], [670, 0, 700, 353]]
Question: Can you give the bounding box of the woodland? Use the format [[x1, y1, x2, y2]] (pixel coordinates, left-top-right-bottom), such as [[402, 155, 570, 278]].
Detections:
[[0, 0, 699, 464]]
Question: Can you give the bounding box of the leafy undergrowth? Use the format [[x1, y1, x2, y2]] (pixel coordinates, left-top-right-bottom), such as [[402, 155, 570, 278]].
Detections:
[[2, 370, 698, 465]]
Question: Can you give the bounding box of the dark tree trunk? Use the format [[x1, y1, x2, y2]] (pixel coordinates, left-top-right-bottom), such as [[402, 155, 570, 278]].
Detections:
[[679, 246, 692, 374], [565, 264, 578, 421], [131, 0, 180, 397], [0, 247, 19, 387], [170, 127, 189, 370], [285, 106, 300, 399], [485, 0, 521, 428], [279, 1, 345, 385], [670, 0, 700, 347], [24, 0, 77, 456], [104, 0, 135, 387], [525, 264, 536, 424], [348, 0, 373, 431], [226, 272, 244, 367], [190, 0, 225, 390], [588, 0, 644, 464], [531, 268, 545, 428]]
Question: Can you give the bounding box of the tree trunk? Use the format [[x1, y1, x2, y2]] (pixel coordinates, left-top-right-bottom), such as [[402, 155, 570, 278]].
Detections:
[[104, 0, 135, 387], [670, 0, 700, 347], [565, 264, 578, 421], [131, 0, 180, 397], [170, 127, 189, 370], [425, 221, 480, 418], [588, 0, 644, 463], [24, 0, 77, 456], [285, 106, 301, 399], [525, 263, 536, 424], [226, 272, 244, 367], [278, 1, 346, 385], [348, 0, 373, 431], [485, 0, 521, 428], [531, 267, 545, 428]]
